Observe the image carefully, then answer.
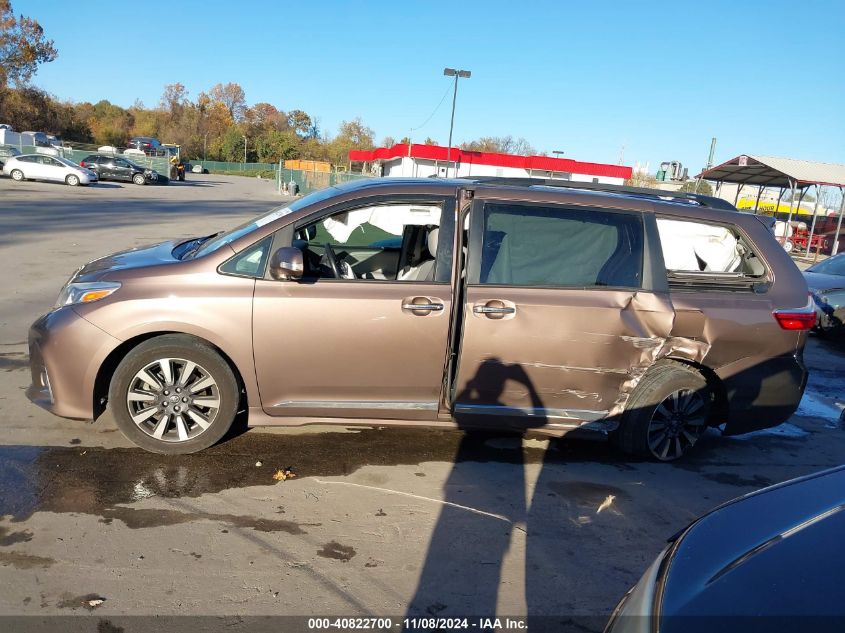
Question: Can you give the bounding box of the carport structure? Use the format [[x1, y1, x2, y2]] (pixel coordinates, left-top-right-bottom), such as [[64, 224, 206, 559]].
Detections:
[[697, 155, 845, 255]]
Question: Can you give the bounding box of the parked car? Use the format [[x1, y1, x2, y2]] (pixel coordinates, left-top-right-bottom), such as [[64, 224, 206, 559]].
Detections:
[[0, 144, 21, 169], [605, 465, 845, 633], [80, 154, 159, 185], [803, 252, 845, 332], [126, 136, 163, 155], [27, 178, 814, 455], [3, 154, 98, 186]]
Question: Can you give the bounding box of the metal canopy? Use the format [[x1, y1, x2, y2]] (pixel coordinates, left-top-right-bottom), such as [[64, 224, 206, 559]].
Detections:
[[696, 155, 845, 188]]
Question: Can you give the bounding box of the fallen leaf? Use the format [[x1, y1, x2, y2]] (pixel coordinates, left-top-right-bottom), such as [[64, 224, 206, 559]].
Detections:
[[272, 467, 297, 481]]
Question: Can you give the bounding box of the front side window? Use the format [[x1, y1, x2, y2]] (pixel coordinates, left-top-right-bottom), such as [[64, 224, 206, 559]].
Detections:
[[477, 203, 643, 289], [296, 202, 446, 282]]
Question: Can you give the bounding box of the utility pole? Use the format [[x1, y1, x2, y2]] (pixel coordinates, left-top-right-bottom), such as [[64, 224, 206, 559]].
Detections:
[[443, 68, 471, 178], [694, 137, 717, 194], [242, 136, 247, 165]]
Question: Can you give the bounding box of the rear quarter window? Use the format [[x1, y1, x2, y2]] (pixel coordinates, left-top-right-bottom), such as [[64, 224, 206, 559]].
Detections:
[[656, 217, 768, 289]]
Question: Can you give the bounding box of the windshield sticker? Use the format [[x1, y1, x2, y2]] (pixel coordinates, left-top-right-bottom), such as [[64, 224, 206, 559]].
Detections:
[[255, 207, 293, 227]]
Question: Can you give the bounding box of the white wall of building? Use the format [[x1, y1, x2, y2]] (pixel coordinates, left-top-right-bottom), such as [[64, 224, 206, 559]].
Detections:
[[382, 157, 625, 185]]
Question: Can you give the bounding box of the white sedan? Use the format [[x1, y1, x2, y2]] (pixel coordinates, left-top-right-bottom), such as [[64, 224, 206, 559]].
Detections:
[[2, 154, 98, 186]]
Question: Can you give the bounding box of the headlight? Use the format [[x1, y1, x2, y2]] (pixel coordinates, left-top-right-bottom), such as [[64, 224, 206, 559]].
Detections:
[[55, 281, 121, 308]]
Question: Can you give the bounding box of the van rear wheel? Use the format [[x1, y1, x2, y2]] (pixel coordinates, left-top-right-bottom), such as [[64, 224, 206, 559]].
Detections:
[[614, 363, 710, 461], [109, 335, 239, 454]]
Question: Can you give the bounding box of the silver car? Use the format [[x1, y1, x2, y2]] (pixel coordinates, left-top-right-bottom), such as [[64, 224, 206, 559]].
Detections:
[[3, 154, 98, 186]]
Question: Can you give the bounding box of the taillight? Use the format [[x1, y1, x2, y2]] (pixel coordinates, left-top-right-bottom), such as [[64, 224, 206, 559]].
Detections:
[[773, 295, 817, 330], [80, 161, 86, 167]]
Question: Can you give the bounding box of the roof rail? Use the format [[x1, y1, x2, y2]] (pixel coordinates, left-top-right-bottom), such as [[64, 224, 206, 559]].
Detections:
[[466, 177, 737, 211]]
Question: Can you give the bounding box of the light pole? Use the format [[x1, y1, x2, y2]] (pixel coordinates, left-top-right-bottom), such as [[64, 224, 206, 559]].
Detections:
[[242, 136, 247, 165], [443, 67, 471, 178]]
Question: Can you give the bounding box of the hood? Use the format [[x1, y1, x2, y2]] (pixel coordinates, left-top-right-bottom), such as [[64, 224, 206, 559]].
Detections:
[[660, 466, 845, 621], [804, 270, 845, 293], [73, 240, 181, 282]]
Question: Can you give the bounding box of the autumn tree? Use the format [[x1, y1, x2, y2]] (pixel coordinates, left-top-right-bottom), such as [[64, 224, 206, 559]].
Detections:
[[287, 109, 312, 137], [0, 0, 57, 87], [88, 99, 133, 146], [159, 83, 188, 116], [209, 82, 246, 121], [461, 135, 537, 155], [255, 129, 299, 163]]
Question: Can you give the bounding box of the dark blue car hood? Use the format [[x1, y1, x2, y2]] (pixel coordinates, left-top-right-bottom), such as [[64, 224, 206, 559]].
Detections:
[[660, 466, 845, 625], [804, 270, 845, 293]]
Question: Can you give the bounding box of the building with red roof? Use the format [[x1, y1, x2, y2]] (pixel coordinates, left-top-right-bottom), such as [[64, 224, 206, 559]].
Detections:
[[348, 143, 632, 185]]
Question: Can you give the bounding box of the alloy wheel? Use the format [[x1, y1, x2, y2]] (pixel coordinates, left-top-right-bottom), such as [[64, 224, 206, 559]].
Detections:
[[647, 388, 707, 461], [126, 358, 220, 443]]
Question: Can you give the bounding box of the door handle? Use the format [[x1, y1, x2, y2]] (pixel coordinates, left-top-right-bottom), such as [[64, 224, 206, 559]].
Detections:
[[402, 298, 444, 312], [402, 302, 444, 311], [473, 305, 515, 315]]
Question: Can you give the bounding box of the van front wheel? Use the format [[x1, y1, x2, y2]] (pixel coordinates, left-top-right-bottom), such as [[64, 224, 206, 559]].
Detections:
[[109, 335, 239, 454]]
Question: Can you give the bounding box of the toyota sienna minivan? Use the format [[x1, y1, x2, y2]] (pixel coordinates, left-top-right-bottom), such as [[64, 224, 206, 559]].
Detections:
[[27, 178, 815, 459]]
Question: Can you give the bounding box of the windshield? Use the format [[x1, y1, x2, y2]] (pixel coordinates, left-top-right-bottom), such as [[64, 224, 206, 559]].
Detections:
[[191, 186, 341, 258], [809, 255, 845, 276]]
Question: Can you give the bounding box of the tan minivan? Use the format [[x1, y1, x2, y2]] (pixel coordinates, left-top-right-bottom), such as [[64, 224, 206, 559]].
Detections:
[[27, 178, 815, 459]]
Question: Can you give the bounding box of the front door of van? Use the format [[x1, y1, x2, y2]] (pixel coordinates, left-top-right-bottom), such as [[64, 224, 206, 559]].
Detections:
[[452, 198, 674, 432], [253, 196, 456, 421]]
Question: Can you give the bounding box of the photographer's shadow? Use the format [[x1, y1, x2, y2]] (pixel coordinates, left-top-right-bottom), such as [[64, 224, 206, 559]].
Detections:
[[406, 358, 548, 620]]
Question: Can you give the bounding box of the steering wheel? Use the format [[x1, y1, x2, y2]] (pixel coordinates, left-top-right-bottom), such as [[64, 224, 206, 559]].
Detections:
[[323, 243, 355, 279]]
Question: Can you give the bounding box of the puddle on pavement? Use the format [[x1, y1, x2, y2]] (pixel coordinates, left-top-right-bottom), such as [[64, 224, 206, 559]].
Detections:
[[0, 428, 614, 527], [317, 540, 357, 562], [0, 551, 54, 569]]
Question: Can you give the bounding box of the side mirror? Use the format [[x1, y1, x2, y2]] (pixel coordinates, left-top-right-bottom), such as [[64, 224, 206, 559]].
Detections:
[[269, 246, 304, 281]]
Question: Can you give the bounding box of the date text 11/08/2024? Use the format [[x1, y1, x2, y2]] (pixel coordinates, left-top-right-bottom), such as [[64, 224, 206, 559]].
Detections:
[[307, 617, 528, 631]]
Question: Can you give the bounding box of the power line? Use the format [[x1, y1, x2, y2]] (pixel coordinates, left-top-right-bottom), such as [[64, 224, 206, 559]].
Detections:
[[409, 83, 452, 133]]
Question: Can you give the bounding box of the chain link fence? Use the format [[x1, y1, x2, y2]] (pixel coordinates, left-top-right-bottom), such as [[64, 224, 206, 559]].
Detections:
[[275, 166, 371, 195]]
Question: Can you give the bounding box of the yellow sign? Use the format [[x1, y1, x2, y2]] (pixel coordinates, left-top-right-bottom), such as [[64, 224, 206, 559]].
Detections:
[[736, 199, 813, 216]]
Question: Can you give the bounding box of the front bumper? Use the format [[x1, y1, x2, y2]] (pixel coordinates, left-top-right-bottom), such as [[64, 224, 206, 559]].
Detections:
[[27, 307, 121, 420]]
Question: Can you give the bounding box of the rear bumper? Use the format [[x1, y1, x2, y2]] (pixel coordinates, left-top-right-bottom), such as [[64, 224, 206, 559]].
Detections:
[[27, 307, 121, 420], [720, 352, 808, 435]]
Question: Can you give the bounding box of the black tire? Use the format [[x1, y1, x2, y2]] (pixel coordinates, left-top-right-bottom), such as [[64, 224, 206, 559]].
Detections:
[[10, 169, 24, 181], [613, 362, 710, 461], [132, 173, 146, 185], [109, 334, 239, 454]]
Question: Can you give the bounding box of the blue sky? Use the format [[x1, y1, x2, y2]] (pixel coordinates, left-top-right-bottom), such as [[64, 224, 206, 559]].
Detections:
[[16, 0, 845, 172]]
